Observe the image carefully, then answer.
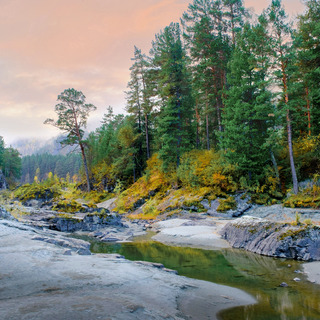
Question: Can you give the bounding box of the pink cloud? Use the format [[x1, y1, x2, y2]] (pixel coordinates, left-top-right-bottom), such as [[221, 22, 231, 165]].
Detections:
[[0, 0, 306, 144]]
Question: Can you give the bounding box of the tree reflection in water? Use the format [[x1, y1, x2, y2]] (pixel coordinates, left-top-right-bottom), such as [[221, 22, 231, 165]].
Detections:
[[90, 239, 320, 320]]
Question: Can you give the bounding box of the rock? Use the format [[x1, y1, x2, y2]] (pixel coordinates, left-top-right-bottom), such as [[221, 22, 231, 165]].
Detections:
[[220, 216, 320, 261], [0, 219, 256, 320], [280, 282, 289, 287], [206, 194, 252, 218], [200, 199, 210, 210], [207, 199, 220, 215], [106, 254, 125, 259], [163, 268, 178, 274], [76, 248, 91, 255], [0, 206, 17, 221], [101, 236, 121, 242], [135, 261, 164, 269], [97, 197, 117, 211], [182, 205, 199, 212], [293, 277, 301, 282], [52, 212, 123, 232], [32, 235, 91, 255], [133, 198, 146, 209]]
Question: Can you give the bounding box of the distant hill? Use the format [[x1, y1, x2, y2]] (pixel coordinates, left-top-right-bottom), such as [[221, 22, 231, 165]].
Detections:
[[12, 136, 76, 156]]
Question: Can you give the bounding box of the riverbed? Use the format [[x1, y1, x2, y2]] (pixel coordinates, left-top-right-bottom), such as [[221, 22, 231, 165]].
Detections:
[[2, 207, 320, 319], [0, 219, 255, 320]]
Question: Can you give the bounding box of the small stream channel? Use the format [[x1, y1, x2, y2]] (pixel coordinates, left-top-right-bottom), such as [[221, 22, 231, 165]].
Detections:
[[84, 234, 320, 319]]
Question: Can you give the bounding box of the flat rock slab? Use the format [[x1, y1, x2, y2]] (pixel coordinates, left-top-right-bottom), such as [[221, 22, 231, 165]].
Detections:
[[246, 204, 320, 223], [152, 218, 230, 249], [0, 218, 255, 320]]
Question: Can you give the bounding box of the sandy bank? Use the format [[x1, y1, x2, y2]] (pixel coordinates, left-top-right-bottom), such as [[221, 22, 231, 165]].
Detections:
[[151, 217, 231, 250], [0, 218, 255, 320]]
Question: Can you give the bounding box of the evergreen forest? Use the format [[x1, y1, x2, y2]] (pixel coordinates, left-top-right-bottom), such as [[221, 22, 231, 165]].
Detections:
[[85, 0, 320, 200], [4, 0, 320, 214]]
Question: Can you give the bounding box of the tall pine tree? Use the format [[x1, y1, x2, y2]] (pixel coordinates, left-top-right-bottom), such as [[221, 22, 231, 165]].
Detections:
[[267, 0, 299, 194], [221, 19, 274, 180], [151, 23, 195, 170]]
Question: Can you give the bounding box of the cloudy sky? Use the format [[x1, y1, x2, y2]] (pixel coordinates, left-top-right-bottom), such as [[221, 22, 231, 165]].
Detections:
[[0, 0, 305, 144]]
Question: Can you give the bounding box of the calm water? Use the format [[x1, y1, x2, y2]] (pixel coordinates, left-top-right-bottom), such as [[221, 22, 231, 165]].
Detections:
[[89, 237, 320, 320]]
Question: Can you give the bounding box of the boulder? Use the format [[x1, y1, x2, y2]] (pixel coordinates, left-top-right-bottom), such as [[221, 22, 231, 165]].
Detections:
[[220, 216, 320, 261], [0, 206, 17, 221], [206, 194, 252, 218], [52, 212, 123, 232]]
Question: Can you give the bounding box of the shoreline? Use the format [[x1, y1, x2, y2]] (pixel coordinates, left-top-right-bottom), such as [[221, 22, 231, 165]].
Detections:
[[149, 216, 320, 286], [0, 218, 255, 320]]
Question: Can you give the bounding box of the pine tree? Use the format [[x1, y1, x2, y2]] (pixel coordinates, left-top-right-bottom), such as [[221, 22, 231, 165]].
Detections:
[[221, 20, 274, 180], [151, 22, 195, 170], [267, 0, 299, 194], [181, 0, 235, 148], [0, 137, 5, 169], [296, 0, 320, 135], [126, 46, 154, 160], [3, 147, 21, 181], [222, 0, 247, 46], [44, 88, 96, 192]]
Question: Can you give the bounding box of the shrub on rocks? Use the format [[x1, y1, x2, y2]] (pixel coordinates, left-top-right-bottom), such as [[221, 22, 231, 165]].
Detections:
[[14, 183, 60, 202], [52, 199, 88, 213], [217, 196, 237, 212], [284, 185, 320, 209]]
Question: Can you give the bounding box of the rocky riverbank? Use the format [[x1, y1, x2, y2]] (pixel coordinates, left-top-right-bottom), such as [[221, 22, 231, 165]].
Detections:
[[0, 212, 256, 320], [3, 199, 320, 287], [220, 216, 320, 261]]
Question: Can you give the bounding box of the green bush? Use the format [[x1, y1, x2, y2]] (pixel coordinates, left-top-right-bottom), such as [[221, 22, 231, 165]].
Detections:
[[52, 200, 84, 213], [14, 183, 60, 202], [217, 196, 237, 212]]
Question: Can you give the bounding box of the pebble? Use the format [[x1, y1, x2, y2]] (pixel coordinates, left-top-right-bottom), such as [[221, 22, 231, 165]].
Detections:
[[279, 282, 289, 287], [293, 277, 301, 282]]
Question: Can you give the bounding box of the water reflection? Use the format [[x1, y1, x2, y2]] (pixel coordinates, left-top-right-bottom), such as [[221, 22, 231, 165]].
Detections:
[[90, 240, 320, 320]]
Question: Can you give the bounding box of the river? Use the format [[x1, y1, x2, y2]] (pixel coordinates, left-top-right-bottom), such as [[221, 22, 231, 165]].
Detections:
[[88, 236, 320, 320]]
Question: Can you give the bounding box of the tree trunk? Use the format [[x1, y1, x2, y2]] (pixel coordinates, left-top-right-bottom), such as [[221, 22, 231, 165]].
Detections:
[[286, 110, 299, 194], [205, 90, 210, 150], [80, 142, 91, 192], [195, 103, 200, 148], [206, 114, 210, 150], [141, 72, 150, 160], [177, 91, 182, 167], [212, 67, 223, 132], [281, 59, 299, 195], [145, 113, 150, 159], [305, 86, 311, 136], [71, 104, 91, 192], [216, 96, 223, 132], [270, 149, 281, 190]]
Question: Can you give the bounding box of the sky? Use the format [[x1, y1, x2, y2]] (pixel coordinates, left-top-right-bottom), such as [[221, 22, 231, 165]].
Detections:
[[0, 0, 305, 145]]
